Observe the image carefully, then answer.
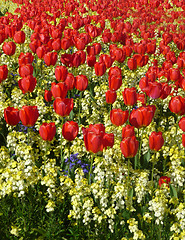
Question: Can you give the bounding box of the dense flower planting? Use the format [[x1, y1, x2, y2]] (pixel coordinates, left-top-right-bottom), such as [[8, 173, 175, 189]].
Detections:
[[0, 0, 185, 239]]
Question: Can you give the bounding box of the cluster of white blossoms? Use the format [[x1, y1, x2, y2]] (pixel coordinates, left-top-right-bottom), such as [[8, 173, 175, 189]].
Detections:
[[127, 218, 145, 240], [134, 170, 150, 203], [148, 188, 169, 225]]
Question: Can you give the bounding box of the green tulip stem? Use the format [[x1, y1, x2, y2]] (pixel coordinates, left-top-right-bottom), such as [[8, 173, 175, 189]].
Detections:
[[60, 117, 64, 168], [89, 154, 94, 185], [78, 92, 82, 125], [151, 151, 156, 194], [67, 142, 71, 177]]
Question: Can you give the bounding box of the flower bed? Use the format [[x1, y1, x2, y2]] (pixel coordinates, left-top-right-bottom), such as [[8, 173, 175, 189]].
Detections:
[[0, 0, 185, 239]]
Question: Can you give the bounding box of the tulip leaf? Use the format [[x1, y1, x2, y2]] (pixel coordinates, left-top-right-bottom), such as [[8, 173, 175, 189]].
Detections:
[[69, 109, 74, 120], [169, 183, 178, 198], [143, 151, 150, 162]]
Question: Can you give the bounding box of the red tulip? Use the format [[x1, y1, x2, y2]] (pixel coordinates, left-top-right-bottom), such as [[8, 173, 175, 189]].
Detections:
[[55, 66, 68, 82], [108, 75, 122, 91], [129, 105, 156, 128], [182, 134, 185, 147], [159, 176, 171, 187], [122, 87, 137, 106], [44, 90, 52, 102], [108, 66, 122, 77], [169, 96, 185, 115], [19, 106, 39, 127], [87, 45, 96, 56], [82, 123, 114, 153], [44, 52, 57, 66], [18, 52, 34, 66], [62, 121, 79, 141], [0, 65, 8, 83], [53, 97, 73, 117], [39, 122, 56, 141], [105, 90, 117, 104], [52, 38, 62, 51], [4, 107, 20, 126], [146, 82, 162, 99], [149, 131, 164, 151], [18, 75, 37, 94], [120, 136, 139, 158], [86, 55, 96, 67], [122, 125, 135, 139], [127, 57, 137, 70], [2, 42, 16, 56], [99, 54, 113, 68], [51, 82, 68, 99], [169, 68, 180, 82], [178, 117, 185, 132], [65, 73, 75, 90], [110, 109, 129, 126], [19, 64, 33, 77], [13, 30, 25, 44], [93, 42, 101, 55], [94, 62, 106, 76], [75, 75, 88, 91]]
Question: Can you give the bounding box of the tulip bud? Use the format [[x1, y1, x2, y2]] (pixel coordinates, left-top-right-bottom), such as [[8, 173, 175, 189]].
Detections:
[[149, 131, 164, 151], [4, 107, 20, 126], [19, 106, 39, 127], [39, 122, 56, 141], [159, 176, 170, 188], [122, 87, 137, 106], [62, 121, 79, 141], [120, 136, 139, 158], [110, 109, 129, 126]]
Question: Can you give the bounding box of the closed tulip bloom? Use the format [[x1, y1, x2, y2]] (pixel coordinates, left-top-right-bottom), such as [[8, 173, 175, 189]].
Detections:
[[108, 66, 122, 77], [2, 42, 16, 56], [61, 37, 71, 50], [93, 42, 101, 55], [18, 75, 37, 94], [110, 109, 129, 126], [82, 123, 113, 153], [0, 65, 8, 83], [18, 52, 34, 66], [86, 55, 96, 67], [39, 122, 56, 141], [53, 97, 73, 117], [159, 176, 171, 187], [52, 38, 62, 51], [65, 73, 75, 90], [44, 90, 52, 102], [122, 87, 137, 106], [4, 107, 20, 125], [13, 30, 25, 44], [105, 90, 117, 104], [51, 82, 68, 99], [169, 96, 185, 115], [127, 57, 137, 70], [169, 68, 180, 81], [122, 125, 135, 139], [55, 66, 68, 82], [62, 121, 79, 141], [75, 75, 88, 91], [149, 131, 164, 151], [19, 106, 39, 127], [178, 117, 185, 132], [94, 62, 106, 76], [72, 53, 81, 68], [103, 133, 114, 150], [19, 64, 33, 77], [120, 136, 139, 158], [129, 105, 156, 128], [182, 134, 185, 147], [108, 75, 122, 91], [146, 82, 162, 99], [44, 52, 57, 66], [99, 54, 113, 68]]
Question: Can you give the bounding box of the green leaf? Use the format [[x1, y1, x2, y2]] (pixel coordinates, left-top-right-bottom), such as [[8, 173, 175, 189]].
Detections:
[[143, 151, 150, 162], [169, 183, 178, 198]]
